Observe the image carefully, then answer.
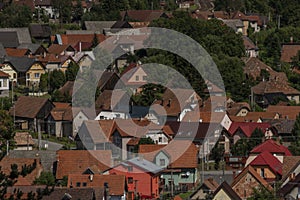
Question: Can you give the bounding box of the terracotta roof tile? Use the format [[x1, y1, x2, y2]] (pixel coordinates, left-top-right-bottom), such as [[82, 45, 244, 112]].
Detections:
[[5, 48, 29, 57], [228, 122, 271, 137], [47, 44, 74, 55], [67, 174, 125, 196], [14, 132, 34, 146], [266, 105, 300, 120], [56, 150, 112, 179], [282, 156, 300, 179], [9, 96, 52, 119], [120, 10, 168, 22], [139, 141, 198, 169], [229, 111, 278, 122], [281, 44, 300, 63]]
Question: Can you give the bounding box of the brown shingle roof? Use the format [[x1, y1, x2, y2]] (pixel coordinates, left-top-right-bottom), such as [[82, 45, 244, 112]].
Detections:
[[42, 187, 102, 200], [120, 10, 168, 22], [266, 105, 300, 120], [244, 57, 276, 80], [280, 44, 300, 63], [47, 44, 74, 55], [5, 48, 29, 57], [56, 150, 112, 179], [67, 174, 126, 196], [10, 96, 51, 119], [139, 141, 198, 169], [281, 156, 300, 179]]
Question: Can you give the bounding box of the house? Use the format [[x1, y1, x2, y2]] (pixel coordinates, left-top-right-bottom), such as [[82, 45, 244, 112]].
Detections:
[[95, 89, 132, 120], [139, 141, 199, 192], [13, 132, 35, 150], [72, 107, 94, 135], [120, 10, 170, 22], [10, 96, 54, 132], [17, 43, 48, 56], [42, 187, 103, 200], [29, 24, 51, 43], [280, 43, 300, 63], [107, 157, 163, 200], [149, 88, 202, 124], [245, 139, 292, 166], [67, 174, 127, 200], [5, 48, 30, 57], [0, 157, 43, 186], [266, 105, 300, 120], [46, 102, 73, 137], [243, 57, 274, 80], [190, 178, 219, 200], [231, 165, 271, 199], [220, 19, 244, 35], [248, 151, 283, 181], [2, 56, 45, 86], [268, 118, 295, 143], [4, 185, 47, 200], [204, 80, 225, 97], [230, 111, 279, 123], [227, 101, 251, 117], [226, 122, 272, 144], [55, 150, 112, 180], [212, 181, 241, 200], [120, 63, 148, 92], [243, 36, 259, 57], [47, 44, 76, 56], [0, 70, 9, 97], [278, 157, 300, 199]]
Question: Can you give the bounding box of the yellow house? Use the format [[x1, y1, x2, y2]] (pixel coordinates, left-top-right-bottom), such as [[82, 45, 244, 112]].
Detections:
[[213, 181, 241, 200], [26, 62, 46, 87], [1, 62, 17, 84]]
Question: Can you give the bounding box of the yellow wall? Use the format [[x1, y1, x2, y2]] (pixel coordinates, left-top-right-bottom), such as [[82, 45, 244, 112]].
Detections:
[[27, 63, 46, 85], [213, 189, 232, 200], [2, 63, 17, 82]]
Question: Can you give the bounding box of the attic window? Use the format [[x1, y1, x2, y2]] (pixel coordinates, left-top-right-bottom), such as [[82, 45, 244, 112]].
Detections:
[[128, 166, 133, 172], [128, 177, 133, 184], [159, 159, 165, 166], [76, 182, 81, 187], [82, 182, 87, 187]]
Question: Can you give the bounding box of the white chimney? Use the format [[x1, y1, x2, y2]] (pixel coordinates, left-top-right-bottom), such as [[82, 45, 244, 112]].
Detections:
[[79, 42, 82, 52]]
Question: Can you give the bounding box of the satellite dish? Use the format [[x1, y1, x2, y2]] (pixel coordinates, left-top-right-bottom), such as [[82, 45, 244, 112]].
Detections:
[[186, 171, 190, 176]]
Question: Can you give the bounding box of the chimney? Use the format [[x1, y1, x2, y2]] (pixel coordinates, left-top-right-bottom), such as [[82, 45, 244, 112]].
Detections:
[[290, 36, 294, 43], [104, 182, 109, 200], [89, 174, 93, 182], [79, 41, 82, 52]]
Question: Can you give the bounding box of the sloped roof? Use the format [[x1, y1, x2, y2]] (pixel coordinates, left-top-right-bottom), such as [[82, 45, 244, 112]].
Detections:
[[0, 32, 19, 48], [227, 102, 250, 116], [10, 96, 51, 119], [221, 19, 244, 32], [42, 188, 101, 200], [251, 79, 300, 95], [127, 156, 163, 174], [84, 21, 116, 32], [59, 81, 74, 96], [212, 181, 242, 200], [48, 44, 75, 55], [138, 141, 199, 169], [250, 139, 292, 156], [267, 105, 300, 120], [18, 43, 45, 54], [243, 36, 258, 50], [249, 151, 283, 175], [12, 0, 35, 10], [228, 122, 271, 137], [50, 103, 73, 121], [230, 111, 278, 122], [0, 28, 32, 44], [67, 174, 126, 196], [120, 10, 168, 22], [231, 165, 271, 191], [244, 57, 275, 80], [281, 156, 300, 179], [5, 56, 37, 72], [56, 150, 112, 179], [5, 48, 29, 57], [280, 44, 300, 63], [33, 0, 51, 6], [0, 71, 10, 78], [29, 24, 51, 38]]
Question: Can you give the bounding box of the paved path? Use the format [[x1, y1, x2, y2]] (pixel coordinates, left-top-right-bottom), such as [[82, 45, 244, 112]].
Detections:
[[33, 139, 63, 151]]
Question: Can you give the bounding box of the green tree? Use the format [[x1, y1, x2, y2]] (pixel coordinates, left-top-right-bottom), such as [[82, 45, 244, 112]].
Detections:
[[0, 4, 32, 27], [210, 141, 224, 170], [49, 69, 66, 92], [9, 164, 19, 180], [65, 62, 79, 81], [72, 0, 84, 23], [289, 114, 300, 155], [132, 84, 165, 106], [0, 97, 13, 111], [34, 171, 56, 186], [0, 110, 15, 156], [52, 0, 72, 24], [39, 73, 48, 92], [247, 184, 277, 200]]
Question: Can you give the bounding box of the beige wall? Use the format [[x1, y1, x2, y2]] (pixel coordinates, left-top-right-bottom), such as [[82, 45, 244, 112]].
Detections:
[[213, 189, 232, 200], [128, 67, 147, 83], [26, 63, 45, 86], [2, 63, 17, 82]]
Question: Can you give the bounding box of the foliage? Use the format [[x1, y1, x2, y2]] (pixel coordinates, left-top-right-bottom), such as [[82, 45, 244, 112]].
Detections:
[[247, 184, 277, 200], [0, 4, 32, 27], [49, 70, 66, 93], [231, 128, 264, 156], [39, 73, 48, 92], [52, 0, 72, 24], [289, 114, 300, 155], [134, 137, 155, 153], [132, 84, 165, 106], [34, 171, 56, 186], [0, 110, 15, 155], [0, 97, 13, 111], [210, 141, 224, 170], [66, 62, 79, 81], [72, 0, 84, 23]]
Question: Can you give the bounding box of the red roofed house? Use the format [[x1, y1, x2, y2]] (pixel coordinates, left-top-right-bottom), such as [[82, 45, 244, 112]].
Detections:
[[106, 156, 162, 200], [0, 70, 9, 97], [55, 150, 113, 180], [120, 10, 169, 22], [248, 151, 283, 181], [67, 174, 127, 199], [226, 122, 272, 144], [245, 139, 292, 165], [231, 165, 271, 199], [280, 43, 300, 63]]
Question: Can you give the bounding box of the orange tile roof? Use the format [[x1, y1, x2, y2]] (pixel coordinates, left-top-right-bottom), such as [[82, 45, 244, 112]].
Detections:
[[67, 174, 125, 196], [14, 132, 34, 146], [281, 44, 300, 63], [267, 105, 300, 120], [5, 48, 29, 57], [56, 150, 112, 179], [139, 141, 198, 169]]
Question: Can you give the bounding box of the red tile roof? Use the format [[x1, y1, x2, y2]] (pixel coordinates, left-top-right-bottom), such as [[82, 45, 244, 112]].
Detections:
[[56, 150, 112, 179], [48, 44, 74, 55], [280, 44, 300, 63], [14, 132, 34, 146], [250, 139, 292, 156], [228, 122, 271, 137], [67, 174, 125, 196], [266, 105, 300, 120], [249, 151, 283, 175], [5, 48, 29, 57], [0, 70, 10, 77]]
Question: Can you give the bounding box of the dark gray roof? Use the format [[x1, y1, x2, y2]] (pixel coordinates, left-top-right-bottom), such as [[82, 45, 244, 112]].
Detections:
[[29, 24, 52, 38], [42, 187, 103, 200], [5, 56, 37, 72], [0, 32, 19, 48], [0, 28, 32, 44], [8, 150, 57, 171]]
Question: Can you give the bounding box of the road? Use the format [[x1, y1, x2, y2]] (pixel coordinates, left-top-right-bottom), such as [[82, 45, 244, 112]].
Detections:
[[33, 139, 63, 151], [201, 170, 236, 185]]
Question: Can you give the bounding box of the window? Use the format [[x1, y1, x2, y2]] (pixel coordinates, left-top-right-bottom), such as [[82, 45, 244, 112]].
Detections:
[[13, 73, 16, 79], [159, 137, 162, 143], [82, 182, 87, 187], [26, 73, 30, 79], [135, 75, 139, 81], [34, 73, 40, 78], [0, 81, 2, 88], [128, 177, 133, 184], [143, 75, 147, 81], [159, 159, 165, 166], [76, 182, 81, 187], [128, 166, 133, 172], [260, 168, 265, 178]]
